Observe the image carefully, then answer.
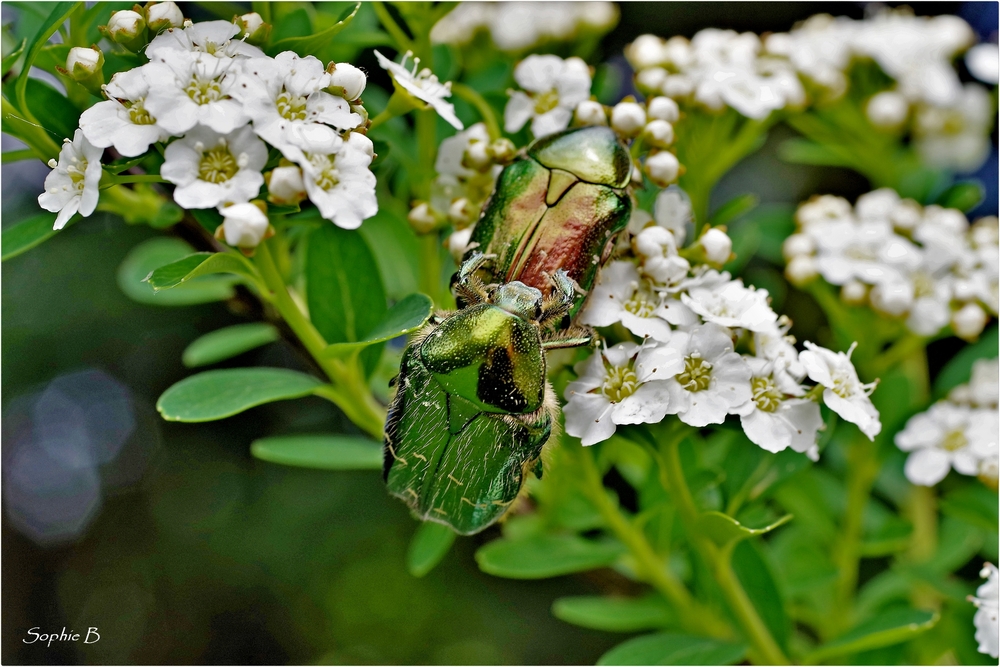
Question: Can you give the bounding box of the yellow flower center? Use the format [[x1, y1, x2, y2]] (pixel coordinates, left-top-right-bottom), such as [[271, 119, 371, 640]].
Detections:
[[942, 429, 968, 452], [127, 99, 155, 125], [602, 364, 638, 403], [308, 154, 340, 191], [751, 376, 783, 413], [67, 156, 88, 192], [912, 272, 934, 298], [678, 353, 713, 392], [199, 144, 238, 183], [185, 75, 225, 105], [276, 89, 309, 122], [534, 88, 561, 115], [624, 282, 657, 317]]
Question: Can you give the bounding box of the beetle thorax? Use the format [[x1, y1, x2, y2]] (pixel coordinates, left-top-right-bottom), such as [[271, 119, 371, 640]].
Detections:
[[492, 282, 543, 321]]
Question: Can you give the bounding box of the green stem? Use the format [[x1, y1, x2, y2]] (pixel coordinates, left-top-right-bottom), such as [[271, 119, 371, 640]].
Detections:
[[655, 428, 791, 665], [255, 241, 387, 439], [451, 82, 500, 141], [372, 1, 413, 53], [869, 333, 929, 376], [94, 184, 166, 224], [2, 95, 61, 161], [1, 148, 35, 163], [105, 173, 165, 185]]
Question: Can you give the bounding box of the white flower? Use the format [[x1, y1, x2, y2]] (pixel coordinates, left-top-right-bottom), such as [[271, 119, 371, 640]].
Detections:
[[328, 62, 367, 101], [430, 123, 499, 218], [235, 51, 361, 162], [967, 43, 1000, 85], [38, 130, 104, 230], [966, 358, 999, 409], [146, 19, 265, 60], [574, 100, 607, 126], [866, 91, 909, 129], [266, 165, 306, 206], [754, 317, 807, 392], [161, 125, 267, 209], [914, 83, 993, 172], [504, 55, 591, 137], [971, 563, 999, 659], [737, 358, 822, 460], [799, 342, 881, 440], [581, 261, 676, 342], [633, 226, 692, 292], [143, 50, 248, 135], [219, 202, 269, 248], [654, 186, 692, 246], [79, 66, 171, 157], [564, 341, 683, 446], [297, 132, 377, 229], [681, 279, 777, 333], [895, 403, 993, 485], [375, 50, 463, 130], [662, 323, 753, 427]]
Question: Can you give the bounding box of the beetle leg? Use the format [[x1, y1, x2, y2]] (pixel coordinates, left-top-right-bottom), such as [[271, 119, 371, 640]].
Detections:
[[540, 326, 594, 350]]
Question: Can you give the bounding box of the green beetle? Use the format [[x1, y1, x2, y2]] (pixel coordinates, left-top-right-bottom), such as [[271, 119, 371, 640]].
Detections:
[[384, 126, 633, 534]]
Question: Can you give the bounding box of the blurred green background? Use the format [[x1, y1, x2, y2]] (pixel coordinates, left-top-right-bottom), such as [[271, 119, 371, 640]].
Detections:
[[3, 2, 996, 664]]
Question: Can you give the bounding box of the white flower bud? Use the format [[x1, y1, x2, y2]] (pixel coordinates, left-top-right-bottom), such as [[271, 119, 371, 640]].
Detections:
[[145, 2, 183, 32], [953, 279, 978, 302], [855, 188, 899, 221], [611, 102, 647, 137], [866, 91, 909, 129], [626, 35, 666, 70], [952, 302, 988, 340], [644, 151, 680, 187], [328, 62, 367, 101], [408, 202, 438, 234], [489, 138, 516, 164], [220, 202, 270, 249], [105, 10, 146, 52], [785, 255, 818, 286], [782, 233, 814, 260], [65, 46, 105, 94], [575, 100, 607, 126], [661, 74, 694, 98], [462, 140, 492, 171], [631, 162, 644, 185], [966, 43, 1000, 85], [646, 96, 680, 123], [448, 227, 474, 263], [699, 227, 732, 264], [448, 197, 476, 226], [643, 119, 674, 148], [889, 199, 922, 231], [870, 280, 914, 316], [923, 205, 968, 235], [237, 13, 270, 44], [635, 67, 667, 92], [971, 216, 999, 247], [841, 280, 868, 305], [634, 225, 676, 258], [266, 166, 306, 206]]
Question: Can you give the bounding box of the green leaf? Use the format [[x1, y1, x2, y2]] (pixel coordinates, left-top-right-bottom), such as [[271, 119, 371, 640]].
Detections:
[[711, 193, 758, 227], [182, 323, 280, 368], [697, 511, 792, 548], [250, 433, 382, 470], [777, 138, 854, 168], [932, 325, 998, 400], [144, 251, 260, 292], [937, 181, 985, 212], [803, 608, 938, 664], [2, 211, 59, 260], [16, 2, 79, 108], [266, 3, 359, 58], [306, 224, 387, 375], [24, 78, 77, 140], [157, 368, 323, 422], [406, 521, 457, 578], [552, 595, 674, 633], [475, 533, 624, 579], [597, 633, 747, 666], [117, 238, 236, 306], [322, 293, 432, 356], [2, 37, 26, 75], [731, 541, 791, 650], [939, 484, 999, 535]]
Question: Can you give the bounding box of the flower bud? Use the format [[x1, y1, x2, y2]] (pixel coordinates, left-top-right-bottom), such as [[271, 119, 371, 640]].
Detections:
[[408, 202, 439, 234], [870, 280, 914, 316], [349, 102, 369, 127], [265, 166, 306, 206], [489, 138, 517, 164], [841, 280, 868, 305], [953, 279, 978, 302], [889, 199, 922, 231], [626, 35, 666, 70], [952, 302, 988, 340], [866, 91, 908, 129], [634, 225, 676, 259], [785, 255, 818, 286], [646, 96, 680, 123], [635, 67, 667, 92], [327, 62, 367, 101], [699, 227, 732, 265], [782, 233, 814, 260], [643, 119, 674, 148], [65, 46, 105, 96], [145, 2, 183, 32], [218, 202, 271, 250], [448, 227, 474, 263], [644, 151, 680, 187], [237, 12, 270, 45], [574, 100, 607, 126], [104, 10, 147, 52], [462, 140, 492, 172], [661, 74, 694, 98], [448, 197, 476, 226], [611, 102, 647, 137], [627, 208, 654, 236]]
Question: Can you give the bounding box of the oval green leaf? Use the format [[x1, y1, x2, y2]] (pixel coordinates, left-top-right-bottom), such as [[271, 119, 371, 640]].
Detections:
[[697, 511, 792, 548], [250, 434, 382, 470], [118, 238, 236, 306], [157, 368, 323, 422], [144, 251, 260, 291], [2, 211, 59, 260], [552, 595, 674, 633], [407, 521, 457, 578], [936, 181, 984, 212], [475, 533, 624, 579], [2, 37, 26, 76], [323, 293, 433, 357], [803, 609, 938, 664], [182, 323, 280, 368], [597, 633, 747, 666]]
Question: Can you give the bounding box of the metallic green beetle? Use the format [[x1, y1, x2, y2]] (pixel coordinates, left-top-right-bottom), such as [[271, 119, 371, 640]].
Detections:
[[384, 126, 632, 534]]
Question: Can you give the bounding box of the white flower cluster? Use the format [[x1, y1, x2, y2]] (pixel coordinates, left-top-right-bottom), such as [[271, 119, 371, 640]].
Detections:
[[626, 29, 805, 120], [784, 189, 999, 341], [39, 16, 377, 248], [431, 2, 618, 53], [895, 358, 999, 487], [971, 563, 1000, 659], [564, 199, 881, 453], [505, 55, 593, 138]]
